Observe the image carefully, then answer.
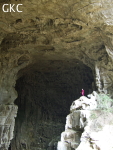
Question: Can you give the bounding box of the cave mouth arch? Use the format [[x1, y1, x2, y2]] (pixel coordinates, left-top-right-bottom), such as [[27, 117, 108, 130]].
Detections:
[[11, 59, 95, 150]]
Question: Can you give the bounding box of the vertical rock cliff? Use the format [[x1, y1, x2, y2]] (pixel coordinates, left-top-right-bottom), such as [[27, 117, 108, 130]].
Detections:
[[58, 92, 113, 150]]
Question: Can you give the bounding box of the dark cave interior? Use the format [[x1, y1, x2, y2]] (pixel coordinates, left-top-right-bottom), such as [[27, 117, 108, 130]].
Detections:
[[11, 59, 95, 150]]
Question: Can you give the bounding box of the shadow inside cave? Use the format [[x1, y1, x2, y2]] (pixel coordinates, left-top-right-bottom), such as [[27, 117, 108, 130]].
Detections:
[[10, 59, 95, 150]]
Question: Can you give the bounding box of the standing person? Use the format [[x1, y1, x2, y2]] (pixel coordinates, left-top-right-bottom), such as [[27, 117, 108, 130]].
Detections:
[[81, 89, 84, 96]]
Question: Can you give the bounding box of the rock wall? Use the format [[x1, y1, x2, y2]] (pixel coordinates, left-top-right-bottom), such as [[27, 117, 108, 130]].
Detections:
[[57, 92, 113, 150], [0, 105, 17, 150]]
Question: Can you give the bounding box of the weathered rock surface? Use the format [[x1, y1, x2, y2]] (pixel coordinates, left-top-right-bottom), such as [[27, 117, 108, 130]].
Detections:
[[0, 105, 17, 150], [58, 92, 113, 150]]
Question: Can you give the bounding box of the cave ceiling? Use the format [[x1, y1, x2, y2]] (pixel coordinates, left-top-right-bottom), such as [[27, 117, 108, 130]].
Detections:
[[0, 0, 113, 101], [0, 0, 111, 65]]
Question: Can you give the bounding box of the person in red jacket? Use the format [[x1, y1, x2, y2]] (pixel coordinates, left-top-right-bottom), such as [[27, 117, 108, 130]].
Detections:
[[81, 89, 84, 96]]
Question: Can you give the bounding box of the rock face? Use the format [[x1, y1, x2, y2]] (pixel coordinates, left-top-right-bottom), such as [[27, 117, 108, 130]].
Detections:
[[0, 105, 17, 150], [57, 92, 113, 150], [0, 0, 113, 149]]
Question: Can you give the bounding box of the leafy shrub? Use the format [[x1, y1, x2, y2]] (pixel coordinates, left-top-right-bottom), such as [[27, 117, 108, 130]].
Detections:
[[97, 93, 113, 112]]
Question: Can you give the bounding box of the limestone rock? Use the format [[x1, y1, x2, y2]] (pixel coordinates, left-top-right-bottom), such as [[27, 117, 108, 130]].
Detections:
[[0, 105, 17, 149], [58, 92, 113, 150], [70, 91, 97, 112]]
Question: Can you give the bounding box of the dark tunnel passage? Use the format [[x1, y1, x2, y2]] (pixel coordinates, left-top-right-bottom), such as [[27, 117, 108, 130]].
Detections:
[[11, 59, 95, 150]]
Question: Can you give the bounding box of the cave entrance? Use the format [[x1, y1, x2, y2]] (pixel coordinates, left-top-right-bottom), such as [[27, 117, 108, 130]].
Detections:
[[10, 59, 95, 150]]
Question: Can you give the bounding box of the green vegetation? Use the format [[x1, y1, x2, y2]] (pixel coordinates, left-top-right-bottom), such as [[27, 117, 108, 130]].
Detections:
[[90, 113, 97, 119], [97, 93, 113, 112]]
